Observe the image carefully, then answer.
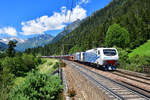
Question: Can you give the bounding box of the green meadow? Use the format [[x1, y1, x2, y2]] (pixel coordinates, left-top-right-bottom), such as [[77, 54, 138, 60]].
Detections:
[[129, 40, 150, 58]]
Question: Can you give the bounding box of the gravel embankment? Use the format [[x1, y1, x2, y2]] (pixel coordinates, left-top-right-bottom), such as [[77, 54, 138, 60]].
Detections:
[[64, 64, 111, 100]]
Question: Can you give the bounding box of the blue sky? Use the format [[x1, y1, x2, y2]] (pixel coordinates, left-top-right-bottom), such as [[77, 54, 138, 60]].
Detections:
[[0, 0, 111, 39]]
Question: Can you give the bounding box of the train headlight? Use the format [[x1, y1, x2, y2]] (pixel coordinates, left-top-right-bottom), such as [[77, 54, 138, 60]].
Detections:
[[108, 67, 112, 70]]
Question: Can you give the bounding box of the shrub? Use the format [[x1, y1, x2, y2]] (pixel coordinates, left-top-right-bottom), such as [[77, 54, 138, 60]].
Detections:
[[9, 71, 63, 100], [0, 69, 14, 100], [115, 47, 129, 69], [56, 92, 65, 100], [68, 88, 76, 97], [2, 57, 25, 76], [22, 54, 37, 69], [60, 61, 66, 68], [1, 54, 42, 77], [129, 55, 150, 72], [53, 62, 60, 69]]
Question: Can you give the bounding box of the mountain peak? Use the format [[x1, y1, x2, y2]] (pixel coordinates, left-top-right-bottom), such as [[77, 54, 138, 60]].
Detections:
[[0, 37, 24, 44], [52, 19, 81, 43], [16, 34, 54, 51]]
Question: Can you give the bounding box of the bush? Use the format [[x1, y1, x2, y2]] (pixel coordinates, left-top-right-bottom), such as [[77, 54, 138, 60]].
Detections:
[[2, 57, 25, 76], [115, 47, 129, 69], [53, 62, 60, 69], [1, 54, 42, 77], [22, 54, 37, 69], [9, 71, 63, 100], [0, 69, 14, 100], [129, 55, 150, 72], [0, 54, 43, 99], [68, 88, 76, 97], [56, 93, 65, 100], [60, 61, 66, 68], [116, 47, 150, 73]]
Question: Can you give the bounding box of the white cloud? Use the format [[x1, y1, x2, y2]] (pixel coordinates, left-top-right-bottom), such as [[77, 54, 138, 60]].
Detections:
[[0, 27, 17, 36], [78, 0, 89, 5], [21, 5, 87, 35], [66, 5, 87, 22], [3, 27, 17, 36]]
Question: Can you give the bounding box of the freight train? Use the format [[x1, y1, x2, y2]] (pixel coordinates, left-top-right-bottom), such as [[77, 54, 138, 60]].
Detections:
[[43, 48, 119, 71], [73, 48, 119, 70]]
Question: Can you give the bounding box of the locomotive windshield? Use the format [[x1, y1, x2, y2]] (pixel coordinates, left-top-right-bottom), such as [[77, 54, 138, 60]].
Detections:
[[103, 49, 117, 56]]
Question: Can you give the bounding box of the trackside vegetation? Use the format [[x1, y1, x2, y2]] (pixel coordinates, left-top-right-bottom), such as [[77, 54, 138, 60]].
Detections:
[[0, 41, 64, 100], [0, 53, 42, 99], [117, 46, 150, 73], [8, 59, 63, 100], [128, 40, 150, 57], [9, 71, 63, 100]]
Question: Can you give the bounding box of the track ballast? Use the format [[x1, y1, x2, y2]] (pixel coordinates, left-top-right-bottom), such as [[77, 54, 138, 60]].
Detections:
[[64, 60, 150, 100]]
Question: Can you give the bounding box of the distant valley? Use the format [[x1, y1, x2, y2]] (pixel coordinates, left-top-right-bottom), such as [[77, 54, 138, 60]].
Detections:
[[0, 19, 81, 52]]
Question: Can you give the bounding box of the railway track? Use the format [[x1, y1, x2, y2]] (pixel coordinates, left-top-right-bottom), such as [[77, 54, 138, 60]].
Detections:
[[112, 71, 150, 86], [73, 61, 150, 95], [64, 60, 150, 100]]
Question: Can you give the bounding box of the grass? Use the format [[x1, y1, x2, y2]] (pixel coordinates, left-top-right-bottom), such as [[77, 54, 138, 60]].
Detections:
[[129, 40, 150, 58], [38, 58, 59, 74]]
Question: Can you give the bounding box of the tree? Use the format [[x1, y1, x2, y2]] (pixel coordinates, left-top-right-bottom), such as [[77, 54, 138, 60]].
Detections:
[[69, 45, 83, 54], [105, 24, 130, 48], [9, 72, 63, 100], [6, 41, 17, 57]]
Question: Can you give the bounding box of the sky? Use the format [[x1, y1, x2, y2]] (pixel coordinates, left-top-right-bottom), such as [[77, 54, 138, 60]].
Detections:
[[0, 0, 111, 39]]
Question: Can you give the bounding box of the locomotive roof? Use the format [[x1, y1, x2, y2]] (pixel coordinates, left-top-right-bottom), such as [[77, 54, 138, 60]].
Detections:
[[86, 48, 117, 52]]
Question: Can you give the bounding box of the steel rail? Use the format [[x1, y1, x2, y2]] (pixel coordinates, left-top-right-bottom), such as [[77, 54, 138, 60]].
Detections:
[[71, 64, 125, 100], [66, 60, 150, 100]]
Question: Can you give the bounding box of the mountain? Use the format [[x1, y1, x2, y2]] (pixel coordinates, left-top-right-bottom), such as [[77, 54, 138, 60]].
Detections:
[[0, 37, 24, 44], [16, 34, 54, 51], [0, 42, 7, 51], [52, 19, 81, 43], [25, 0, 150, 55], [0, 37, 23, 51]]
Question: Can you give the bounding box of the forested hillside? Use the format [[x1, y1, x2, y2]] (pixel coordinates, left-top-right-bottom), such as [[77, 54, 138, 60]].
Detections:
[[25, 0, 150, 55], [51, 19, 81, 43]]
